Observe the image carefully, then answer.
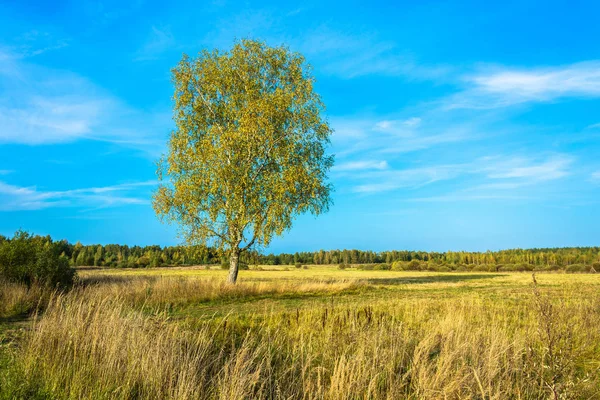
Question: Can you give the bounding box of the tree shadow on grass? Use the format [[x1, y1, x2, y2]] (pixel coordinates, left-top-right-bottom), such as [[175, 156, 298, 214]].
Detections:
[[78, 274, 159, 286], [74, 266, 104, 271], [0, 312, 31, 334], [364, 274, 505, 286], [0, 312, 31, 329]]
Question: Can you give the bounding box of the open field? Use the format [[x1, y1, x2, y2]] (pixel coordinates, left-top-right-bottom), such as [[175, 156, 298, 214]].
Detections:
[[2, 266, 600, 399]]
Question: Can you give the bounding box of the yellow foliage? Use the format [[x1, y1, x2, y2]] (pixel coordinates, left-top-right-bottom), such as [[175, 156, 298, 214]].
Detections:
[[153, 39, 333, 282]]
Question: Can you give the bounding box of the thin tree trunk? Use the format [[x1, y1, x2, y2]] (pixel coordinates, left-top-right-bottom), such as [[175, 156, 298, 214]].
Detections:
[[228, 248, 240, 284]]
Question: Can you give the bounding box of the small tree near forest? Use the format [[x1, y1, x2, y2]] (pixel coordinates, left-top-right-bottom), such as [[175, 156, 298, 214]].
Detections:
[[153, 39, 333, 283]]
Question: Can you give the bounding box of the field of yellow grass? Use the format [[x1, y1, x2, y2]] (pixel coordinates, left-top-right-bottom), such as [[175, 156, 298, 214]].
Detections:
[[1, 266, 600, 399]]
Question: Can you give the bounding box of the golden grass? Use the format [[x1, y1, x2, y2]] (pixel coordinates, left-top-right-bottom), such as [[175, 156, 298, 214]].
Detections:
[[0, 280, 45, 319], [78, 274, 366, 310], [2, 268, 600, 399]]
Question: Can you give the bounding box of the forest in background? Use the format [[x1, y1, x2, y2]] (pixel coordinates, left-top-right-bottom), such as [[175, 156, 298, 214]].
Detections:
[[2, 231, 599, 272]]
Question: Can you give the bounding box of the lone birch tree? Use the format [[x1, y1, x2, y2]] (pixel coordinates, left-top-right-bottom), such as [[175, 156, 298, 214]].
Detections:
[[153, 39, 333, 283]]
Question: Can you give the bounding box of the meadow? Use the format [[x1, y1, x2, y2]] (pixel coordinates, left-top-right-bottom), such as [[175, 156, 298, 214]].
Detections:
[[1, 265, 600, 399]]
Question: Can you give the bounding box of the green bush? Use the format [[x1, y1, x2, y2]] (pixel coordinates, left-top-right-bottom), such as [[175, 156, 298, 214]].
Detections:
[[295, 262, 302, 269], [391, 261, 405, 271], [545, 264, 561, 271], [565, 264, 587, 273], [516, 263, 534, 272], [137, 256, 151, 268], [0, 231, 75, 288], [426, 263, 438, 272], [373, 263, 391, 271], [406, 260, 421, 271], [338, 263, 348, 270], [499, 264, 516, 272]]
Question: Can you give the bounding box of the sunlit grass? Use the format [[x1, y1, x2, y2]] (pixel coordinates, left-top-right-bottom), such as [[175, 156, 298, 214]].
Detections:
[[0, 280, 46, 319], [2, 266, 600, 399]]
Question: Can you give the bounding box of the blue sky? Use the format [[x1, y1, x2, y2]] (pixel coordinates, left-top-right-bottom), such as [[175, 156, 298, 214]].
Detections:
[[1, 0, 600, 252]]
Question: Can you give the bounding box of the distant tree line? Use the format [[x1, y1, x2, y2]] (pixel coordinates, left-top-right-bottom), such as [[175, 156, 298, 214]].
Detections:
[[65, 241, 223, 268], [259, 248, 600, 268], [1, 231, 599, 272]]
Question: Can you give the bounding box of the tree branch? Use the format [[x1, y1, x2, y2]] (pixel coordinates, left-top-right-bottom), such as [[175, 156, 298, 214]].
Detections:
[[240, 233, 257, 252]]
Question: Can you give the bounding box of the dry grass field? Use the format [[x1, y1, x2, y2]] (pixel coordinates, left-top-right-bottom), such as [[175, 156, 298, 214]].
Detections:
[[1, 266, 600, 399]]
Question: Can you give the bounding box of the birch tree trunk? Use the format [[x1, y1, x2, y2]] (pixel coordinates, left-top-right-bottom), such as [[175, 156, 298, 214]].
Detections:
[[228, 248, 240, 284]]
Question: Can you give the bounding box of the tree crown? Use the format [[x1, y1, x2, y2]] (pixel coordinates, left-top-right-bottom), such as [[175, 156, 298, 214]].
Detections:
[[153, 39, 334, 253]]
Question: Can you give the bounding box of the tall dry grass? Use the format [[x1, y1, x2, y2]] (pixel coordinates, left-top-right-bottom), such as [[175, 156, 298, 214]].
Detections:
[[3, 276, 599, 399], [0, 280, 45, 319], [78, 275, 366, 309]]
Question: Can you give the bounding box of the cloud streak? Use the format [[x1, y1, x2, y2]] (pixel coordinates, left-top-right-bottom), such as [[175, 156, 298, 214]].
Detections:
[[0, 180, 157, 211], [204, 11, 450, 81], [331, 115, 475, 159], [352, 163, 468, 193], [12, 30, 70, 57], [300, 27, 450, 80], [449, 61, 600, 109], [345, 154, 573, 196], [0, 48, 170, 154], [333, 160, 389, 172], [481, 155, 571, 181]]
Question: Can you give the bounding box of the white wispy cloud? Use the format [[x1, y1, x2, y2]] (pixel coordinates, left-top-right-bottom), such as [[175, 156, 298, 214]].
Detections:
[[0, 48, 169, 154], [13, 30, 69, 57], [331, 114, 476, 159], [592, 171, 600, 181], [352, 164, 468, 193], [374, 117, 421, 133], [328, 109, 492, 196], [379, 128, 472, 155], [346, 154, 572, 195], [300, 27, 450, 79], [449, 61, 600, 109], [203, 9, 450, 80], [408, 193, 532, 203], [0, 180, 157, 211], [0, 170, 13, 175], [481, 155, 572, 181], [0, 94, 107, 144], [333, 160, 389, 172]]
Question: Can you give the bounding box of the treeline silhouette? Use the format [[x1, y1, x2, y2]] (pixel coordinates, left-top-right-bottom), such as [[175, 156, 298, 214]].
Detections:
[[1, 231, 598, 272], [261, 248, 600, 272]]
